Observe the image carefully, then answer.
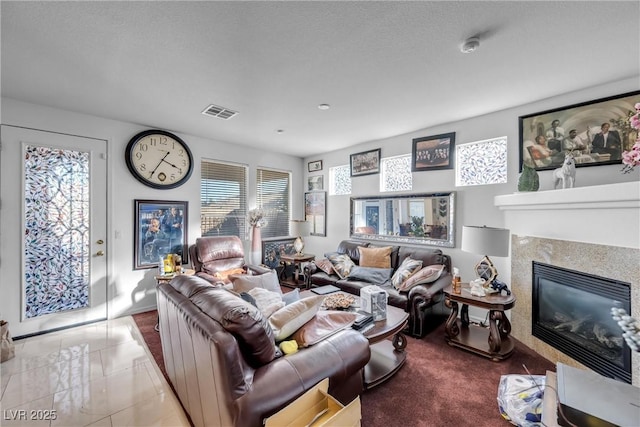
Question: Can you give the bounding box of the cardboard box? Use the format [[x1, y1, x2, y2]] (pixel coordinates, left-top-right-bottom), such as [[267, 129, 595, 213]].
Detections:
[[264, 378, 361, 427], [360, 285, 387, 321]]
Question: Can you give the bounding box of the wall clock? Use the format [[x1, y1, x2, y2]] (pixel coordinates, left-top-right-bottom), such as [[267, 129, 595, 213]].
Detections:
[[125, 130, 193, 189]]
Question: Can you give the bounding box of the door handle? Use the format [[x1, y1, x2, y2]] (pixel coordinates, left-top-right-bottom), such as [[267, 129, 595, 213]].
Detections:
[[95, 250, 105, 256]]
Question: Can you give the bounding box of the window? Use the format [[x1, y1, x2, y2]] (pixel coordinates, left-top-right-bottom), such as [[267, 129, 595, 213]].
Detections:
[[380, 154, 412, 192], [200, 160, 248, 239], [257, 168, 291, 238], [456, 136, 508, 186], [329, 164, 351, 195]]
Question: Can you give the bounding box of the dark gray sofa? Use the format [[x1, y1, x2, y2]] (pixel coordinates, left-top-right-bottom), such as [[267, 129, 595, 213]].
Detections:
[[304, 240, 452, 338]]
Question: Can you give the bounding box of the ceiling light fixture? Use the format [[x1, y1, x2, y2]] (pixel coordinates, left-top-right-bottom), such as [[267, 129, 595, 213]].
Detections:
[[276, 129, 285, 134], [460, 36, 480, 54], [318, 104, 330, 110]]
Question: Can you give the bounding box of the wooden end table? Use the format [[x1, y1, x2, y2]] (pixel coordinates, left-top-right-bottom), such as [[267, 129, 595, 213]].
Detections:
[[279, 253, 315, 289], [443, 283, 516, 361]]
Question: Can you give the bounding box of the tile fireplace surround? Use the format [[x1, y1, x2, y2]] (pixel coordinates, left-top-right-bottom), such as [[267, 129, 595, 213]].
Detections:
[[496, 181, 639, 386]]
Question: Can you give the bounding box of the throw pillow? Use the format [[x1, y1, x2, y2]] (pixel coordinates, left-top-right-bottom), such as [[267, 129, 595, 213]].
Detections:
[[269, 295, 325, 342], [346, 266, 393, 286], [214, 267, 246, 282], [358, 246, 392, 268], [397, 264, 446, 292], [391, 257, 423, 289], [230, 270, 282, 294], [247, 287, 285, 318], [327, 253, 355, 279], [315, 258, 335, 275], [292, 311, 357, 347], [282, 288, 301, 305]]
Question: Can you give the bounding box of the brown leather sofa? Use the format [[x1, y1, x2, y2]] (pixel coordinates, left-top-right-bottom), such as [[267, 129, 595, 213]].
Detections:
[[305, 240, 452, 338], [156, 274, 371, 427], [189, 235, 271, 285]]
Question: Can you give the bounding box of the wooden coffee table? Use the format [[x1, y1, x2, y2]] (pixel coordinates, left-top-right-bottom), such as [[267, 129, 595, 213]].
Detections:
[[301, 290, 409, 389]]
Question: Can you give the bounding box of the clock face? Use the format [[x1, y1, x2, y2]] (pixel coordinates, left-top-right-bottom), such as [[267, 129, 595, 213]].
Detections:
[[125, 130, 193, 189]]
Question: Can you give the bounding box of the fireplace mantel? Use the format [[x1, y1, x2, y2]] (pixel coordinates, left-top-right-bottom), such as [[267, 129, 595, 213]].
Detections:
[[494, 181, 640, 211]]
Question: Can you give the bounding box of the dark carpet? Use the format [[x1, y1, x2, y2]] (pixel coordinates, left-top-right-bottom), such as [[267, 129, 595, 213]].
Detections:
[[133, 310, 554, 426]]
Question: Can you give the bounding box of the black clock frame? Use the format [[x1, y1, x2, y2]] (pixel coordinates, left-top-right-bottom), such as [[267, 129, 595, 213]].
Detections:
[[125, 129, 194, 190]]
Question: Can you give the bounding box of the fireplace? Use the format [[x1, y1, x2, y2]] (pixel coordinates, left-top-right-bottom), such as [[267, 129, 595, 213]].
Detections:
[[532, 261, 632, 384]]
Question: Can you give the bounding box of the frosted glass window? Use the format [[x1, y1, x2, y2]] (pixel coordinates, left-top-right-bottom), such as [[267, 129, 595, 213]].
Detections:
[[24, 145, 90, 318], [380, 154, 412, 192], [329, 164, 351, 195], [456, 137, 507, 186]]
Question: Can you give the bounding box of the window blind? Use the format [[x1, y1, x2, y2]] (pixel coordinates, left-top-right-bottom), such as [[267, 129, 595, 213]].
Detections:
[[256, 168, 290, 238], [200, 160, 248, 239]]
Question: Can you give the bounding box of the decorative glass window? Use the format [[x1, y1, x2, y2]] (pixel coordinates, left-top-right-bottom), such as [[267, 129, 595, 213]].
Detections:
[[380, 154, 412, 192], [200, 159, 248, 239], [24, 145, 90, 318], [329, 164, 351, 195], [257, 168, 291, 238], [456, 136, 508, 186]]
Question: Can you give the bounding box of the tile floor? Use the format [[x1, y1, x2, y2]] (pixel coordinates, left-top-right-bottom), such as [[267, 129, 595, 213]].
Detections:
[[0, 317, 190, 426]]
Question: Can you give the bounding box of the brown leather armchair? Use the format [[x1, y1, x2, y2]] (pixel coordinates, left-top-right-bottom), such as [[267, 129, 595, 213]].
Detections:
[[189, 235, 271, 285]]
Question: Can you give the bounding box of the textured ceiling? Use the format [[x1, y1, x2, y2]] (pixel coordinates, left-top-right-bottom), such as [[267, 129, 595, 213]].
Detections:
[[2, 1, 639, 158]]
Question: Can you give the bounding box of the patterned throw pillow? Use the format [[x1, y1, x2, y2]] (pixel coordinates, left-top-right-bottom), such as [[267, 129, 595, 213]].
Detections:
[[396, 264, 445, 292], [358, 246, 392, 268], [391, 257, 423, 289], [315, 258, 335, 275], [247, 287, 285, 318], [327, 253, 356, 279]]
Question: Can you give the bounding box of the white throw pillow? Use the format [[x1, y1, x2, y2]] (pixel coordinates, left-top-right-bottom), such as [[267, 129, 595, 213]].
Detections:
[[268, 295, 325, 342], [230, 270, 282, 294]]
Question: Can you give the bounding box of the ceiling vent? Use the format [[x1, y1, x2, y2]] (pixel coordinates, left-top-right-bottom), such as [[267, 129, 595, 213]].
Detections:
[[201, 104, 238, 120]]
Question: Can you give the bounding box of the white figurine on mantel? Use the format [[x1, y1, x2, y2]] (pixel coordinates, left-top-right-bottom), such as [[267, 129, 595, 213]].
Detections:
[[553, 152, 576, 189], [469, 278, 487, 297]]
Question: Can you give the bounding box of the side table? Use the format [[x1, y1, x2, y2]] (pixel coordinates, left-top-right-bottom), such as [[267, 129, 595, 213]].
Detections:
[[279, 253, 315, 289], [154, 268, 195, 330], [443, 283, 516, 361]]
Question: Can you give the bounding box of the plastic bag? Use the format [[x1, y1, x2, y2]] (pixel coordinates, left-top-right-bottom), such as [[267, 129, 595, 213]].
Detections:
[[497, 374, 546, 427], [1, 320, 16, 363]]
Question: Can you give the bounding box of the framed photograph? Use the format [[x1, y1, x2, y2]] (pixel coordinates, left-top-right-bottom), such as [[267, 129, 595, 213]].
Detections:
[[350, 148, 381, 177], [262, 237, 297, 274], [305, 191, 326, 237], [134, 199, 188, 270], [519, 90, 640, 171], [308, 175, 324, 191], [411, 132, 456, 172], [308, 160, 323, 172]]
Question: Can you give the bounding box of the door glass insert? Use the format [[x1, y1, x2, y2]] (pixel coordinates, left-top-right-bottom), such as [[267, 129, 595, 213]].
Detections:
[[24, 145, 90, 318]]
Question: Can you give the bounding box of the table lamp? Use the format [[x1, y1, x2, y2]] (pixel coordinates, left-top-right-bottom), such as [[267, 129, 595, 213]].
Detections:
[[461, 225, 510, 294], [290, 220, 310, 256]]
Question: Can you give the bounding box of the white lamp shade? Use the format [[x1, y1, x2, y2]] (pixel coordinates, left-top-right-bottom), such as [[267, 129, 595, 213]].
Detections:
[[290, 220, 310, 237], [461, 225, 510, 257]]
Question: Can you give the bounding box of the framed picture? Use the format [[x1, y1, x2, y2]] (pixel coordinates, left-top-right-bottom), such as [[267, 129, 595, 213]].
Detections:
[[519, 90, 640, 171], [308, 160, 323, 172], [411, 132, 456, 171], [350, 148, 381, 177], [134, 199, 188, 270], [262, 237, 297, 275], [308, 175, 324, 191], [305, 191, 326, 237]]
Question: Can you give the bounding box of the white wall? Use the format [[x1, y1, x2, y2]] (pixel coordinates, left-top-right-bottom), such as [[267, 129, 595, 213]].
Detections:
[[303, 77, 639, 287], [0, 98, 304, 335]]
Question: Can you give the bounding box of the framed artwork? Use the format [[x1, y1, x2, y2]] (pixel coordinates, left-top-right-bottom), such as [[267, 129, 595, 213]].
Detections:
[[262, 237, 296, 271], [308, 175, 324, 191], [308, 160, 323, 172], [350, 148, 381, 177], [305, 191, 326, 236], [134, 199, 188, 270], [519, 90, 640, 171], [411, 132, 455, 171]]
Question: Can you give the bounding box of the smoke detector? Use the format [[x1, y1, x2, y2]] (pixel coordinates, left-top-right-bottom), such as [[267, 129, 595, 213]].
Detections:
[[460, 36, 480, 54]]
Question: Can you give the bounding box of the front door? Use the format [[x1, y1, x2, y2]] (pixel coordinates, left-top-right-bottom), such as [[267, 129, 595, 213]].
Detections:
[[0, 126, 108, 337]]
